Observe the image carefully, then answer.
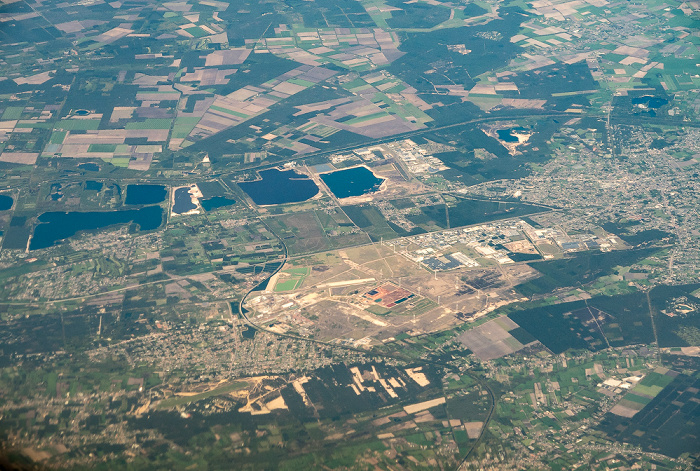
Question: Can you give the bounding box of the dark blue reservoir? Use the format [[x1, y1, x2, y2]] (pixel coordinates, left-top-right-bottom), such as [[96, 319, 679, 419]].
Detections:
[[320, 166, 384, 199], [238, 168, 319, 205]]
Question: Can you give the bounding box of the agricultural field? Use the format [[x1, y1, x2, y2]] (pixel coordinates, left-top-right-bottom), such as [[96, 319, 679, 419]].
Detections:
[[600, 369, 700, 459], [1, 0, 700, 468], [273, 267, 310, 292]]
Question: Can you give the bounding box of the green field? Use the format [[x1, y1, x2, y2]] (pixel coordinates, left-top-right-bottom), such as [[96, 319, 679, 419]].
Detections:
[[342, 204, 399, 242], [273, 267, 310, 291], [172, 117, 200, 138], [366, 296, 436, 317], [157, 381, 248, 409], [49, 131, 67, 144], [273, 279, 301, 291], [125, 118, 172, 130], [185, 26, 209, 38], [110, 157, 131, 167], [1, 107, 24, 120], [615, 369, 677, 411], [56, 119, 100, 131], [287, 78, 314, 88], [344, 112, 390, 126], [210, 106, 248, 118], [366, 305, 391, 316], [88, 143, 117, 153], [631, 384, 664, 397]]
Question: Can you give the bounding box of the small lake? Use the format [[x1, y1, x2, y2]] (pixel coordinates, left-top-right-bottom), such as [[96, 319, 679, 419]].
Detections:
[[74, 109, 90, 116], [0, 194, 13, 211], [238, 168, 319, 205], [49, 183, 63, 201], [172, 187, 197, 214], [78, 163, 100, 171], [241, 326, 256, 339], [125, 184, 167, 205], [30, 206, 163, 250], [320, 166, 384, 199], [632, 96, 668, 109], [85, 181, 103, 191], [496, 127, 527, 143], [201, 196, 236, 212]]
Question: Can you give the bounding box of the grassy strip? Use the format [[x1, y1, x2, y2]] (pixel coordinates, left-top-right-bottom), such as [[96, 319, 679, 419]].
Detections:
[[158, 381, 248, 409]]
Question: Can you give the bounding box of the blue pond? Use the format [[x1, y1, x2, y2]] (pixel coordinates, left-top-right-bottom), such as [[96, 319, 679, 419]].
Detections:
[[172, 187, 197, 214], [85, 181, 103, 191], [49, 183, 63, 201], [238, 168, 319, 205], [125, 184, 167, 205], [497, 127, 527, 143], [632, 96, 668, 109], [201, 196, 236, 212], [30, 206, 163, 250], [320, 166, 384, 199], [78, 163, 100, 172], [0, 194, 13, 211]]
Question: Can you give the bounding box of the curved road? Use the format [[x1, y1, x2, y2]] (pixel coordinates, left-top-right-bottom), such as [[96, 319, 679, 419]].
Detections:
[[234, 225, 497, 469]]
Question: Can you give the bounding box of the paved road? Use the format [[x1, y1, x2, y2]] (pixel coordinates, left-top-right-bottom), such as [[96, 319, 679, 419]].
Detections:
[[233, 227, 498, 470]]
